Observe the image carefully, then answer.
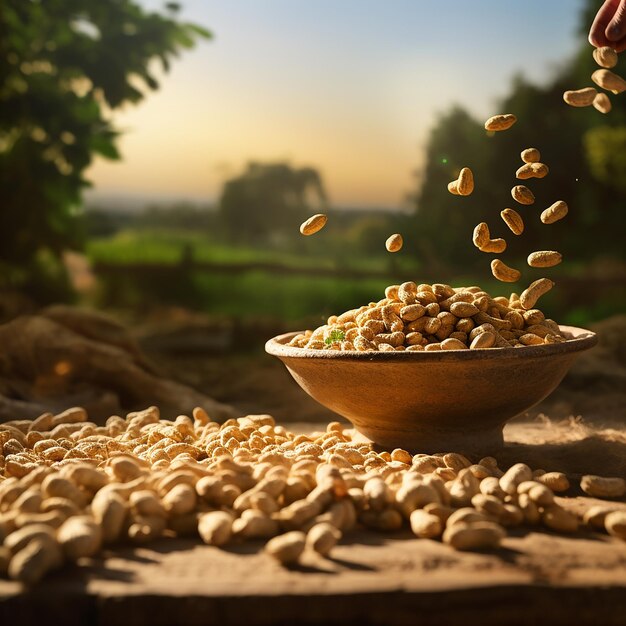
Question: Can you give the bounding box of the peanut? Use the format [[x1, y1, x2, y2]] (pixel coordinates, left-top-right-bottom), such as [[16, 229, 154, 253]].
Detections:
[[472, 222, 490, 249], [446, 507, 493, 527], [491, 259, 521, 283], [306, 522, 341, 556], [484, 114, 516, 131], [583, 505, 620, 530], [593, 46, 618, 68], [604, 511, 626, 540], [520, 148, 540, 163], [91, 491, 127, 543], [542, 505, 578, 533], [500, 463, 532, 495], [591, 69, 626, 93], [300, 214, 327, 236], [470, 331, 496, 349], [198, 511, 233, 546], [4, 523, 57, 554], [480, 238, 507, 254], [511, 185, 535, 205], [409, 510, 442, 539], [500, 208, 524, 235], [516, 163, 548, 179], [563, 87, 597, 107], [5, 403, 607, 584], [57, 516, 102, 560], [385, 233, 403, 253], [527, 251, 562, 268], [8, 535, 62, 585], [535, 472, 569, 492], [443, 521, 505, 550], [593, 92, 612, 114], [580, 475, 626, 499], [541, 200, 568, 224], [519, 278, 554, 310], [265, 531, 306, 564], [448, 167, 474, 196], [441, 338, 468, 350]]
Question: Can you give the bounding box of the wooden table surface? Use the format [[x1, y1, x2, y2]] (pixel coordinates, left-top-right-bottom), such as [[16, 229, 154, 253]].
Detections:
[[1, 419, 625, 626]]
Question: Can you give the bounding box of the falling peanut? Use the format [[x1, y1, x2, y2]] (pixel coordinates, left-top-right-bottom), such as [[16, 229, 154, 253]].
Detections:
[[511, 185, 535, 205], [527, 251, 563, 268], [472, 223, 490, 249], [300, 214, 327, 236], [480, 238, 507, 254], [484, 114, 517, 131], [541, 200, 568, 224], [593, 92, 612, 114], [448, 167, 474, 196], [385, 234, 403, 253], [516, 163, 549, 179], [591, 69, 626, 93], [491, 259, 521, 283], [563, 87, 598, 107], [500, 208, 524, 235], [520, 148, 540, 163], [520, 278, 554, 310], [457, 167, 474, 196], [593, 46, 618, 69]]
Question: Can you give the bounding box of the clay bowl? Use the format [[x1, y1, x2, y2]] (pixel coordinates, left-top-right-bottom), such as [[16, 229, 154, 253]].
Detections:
[[265, 325, 597, 455]]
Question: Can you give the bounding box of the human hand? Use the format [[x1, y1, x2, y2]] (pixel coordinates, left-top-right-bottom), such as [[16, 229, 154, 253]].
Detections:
[[589, 0, 626, 52]]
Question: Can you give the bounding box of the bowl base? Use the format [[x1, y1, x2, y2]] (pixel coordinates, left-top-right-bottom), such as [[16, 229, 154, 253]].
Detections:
[[352, 425, 504, 457]]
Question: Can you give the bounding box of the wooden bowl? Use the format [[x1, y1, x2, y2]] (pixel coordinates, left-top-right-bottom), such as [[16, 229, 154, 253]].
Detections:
[[265, 326, 597, 455]]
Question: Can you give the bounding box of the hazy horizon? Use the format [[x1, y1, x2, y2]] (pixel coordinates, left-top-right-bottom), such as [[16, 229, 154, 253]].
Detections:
[[87, 0, 584, 211]]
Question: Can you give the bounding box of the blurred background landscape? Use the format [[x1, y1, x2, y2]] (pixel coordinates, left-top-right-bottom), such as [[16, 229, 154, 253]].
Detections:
[[1, 0, 625, 423]]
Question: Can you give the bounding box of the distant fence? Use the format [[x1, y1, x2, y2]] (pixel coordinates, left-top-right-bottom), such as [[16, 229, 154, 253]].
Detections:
[[92, 260, 400, 281]]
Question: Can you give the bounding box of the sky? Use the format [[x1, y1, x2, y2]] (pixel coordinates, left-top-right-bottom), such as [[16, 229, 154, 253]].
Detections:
[[86, 0, 585, 210]]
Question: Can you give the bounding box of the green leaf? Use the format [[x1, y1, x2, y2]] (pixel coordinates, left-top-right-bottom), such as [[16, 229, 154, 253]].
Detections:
[[325, 329, 345, 345]]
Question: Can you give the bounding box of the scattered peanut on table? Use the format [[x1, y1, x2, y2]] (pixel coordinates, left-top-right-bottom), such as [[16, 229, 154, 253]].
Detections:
[[1, 406, 624, 584]]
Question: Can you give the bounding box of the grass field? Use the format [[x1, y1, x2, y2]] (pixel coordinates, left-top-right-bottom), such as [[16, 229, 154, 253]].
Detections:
[[86, 230, 422, 274], [86, 230, 625, 326]]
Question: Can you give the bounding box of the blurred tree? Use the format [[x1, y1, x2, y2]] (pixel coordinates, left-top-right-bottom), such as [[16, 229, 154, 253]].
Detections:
[[219, 162, 328, 244], [584, 126, 626, 192], [0, 0, 210, 299], [409, 0, 626, 276]]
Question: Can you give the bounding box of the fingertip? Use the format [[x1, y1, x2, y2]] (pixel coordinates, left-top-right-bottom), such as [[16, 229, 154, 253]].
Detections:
[[589, 30, 609, 48]]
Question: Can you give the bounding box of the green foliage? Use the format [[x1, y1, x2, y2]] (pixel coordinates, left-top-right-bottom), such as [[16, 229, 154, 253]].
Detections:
[[0, 0, 209, 299], [219, 162, 328, 244], [325, 329, 345, 344], [584, 126, 626, 192]]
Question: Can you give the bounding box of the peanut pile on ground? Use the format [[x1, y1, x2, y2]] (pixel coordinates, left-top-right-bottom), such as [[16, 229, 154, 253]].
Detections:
[[288, 282, 566, 352], [1, 407, 625, 584]]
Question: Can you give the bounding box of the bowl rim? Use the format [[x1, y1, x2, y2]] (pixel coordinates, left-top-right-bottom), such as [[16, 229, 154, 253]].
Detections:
[[265, 325, 597, 362]]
